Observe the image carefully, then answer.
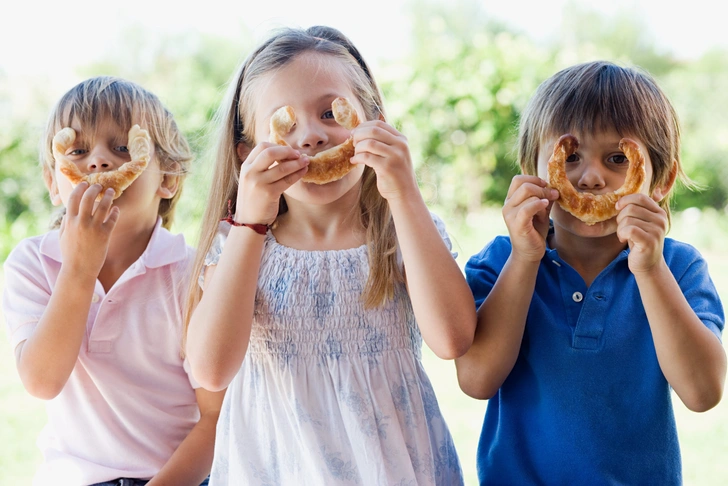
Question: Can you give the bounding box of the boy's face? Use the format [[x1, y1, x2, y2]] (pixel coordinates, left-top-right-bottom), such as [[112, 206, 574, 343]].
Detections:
[[536, 127, 655, 236], [46, 116, 175, 223]]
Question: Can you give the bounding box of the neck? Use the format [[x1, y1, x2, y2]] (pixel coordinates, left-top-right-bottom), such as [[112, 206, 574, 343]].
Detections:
[[274, 187, 365, 251], [98, 212, 159, 291], [549, 230, 627, 287]]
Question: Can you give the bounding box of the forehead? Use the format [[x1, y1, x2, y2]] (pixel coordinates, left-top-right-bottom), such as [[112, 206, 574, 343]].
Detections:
[[254, 53, 354, 113]]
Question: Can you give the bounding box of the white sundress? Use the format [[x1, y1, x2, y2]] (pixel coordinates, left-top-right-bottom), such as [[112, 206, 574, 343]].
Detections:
[[204, 216, 464, 486]]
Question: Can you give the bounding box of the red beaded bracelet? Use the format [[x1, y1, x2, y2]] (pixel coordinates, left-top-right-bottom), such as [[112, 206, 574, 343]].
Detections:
[[221, 200, 269, 235]]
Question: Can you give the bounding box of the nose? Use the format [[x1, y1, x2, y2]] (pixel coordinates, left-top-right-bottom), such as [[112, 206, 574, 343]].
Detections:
[[576, 159, 607, 192], [86, 147, 114, 172], [295, 116, 328, 150]]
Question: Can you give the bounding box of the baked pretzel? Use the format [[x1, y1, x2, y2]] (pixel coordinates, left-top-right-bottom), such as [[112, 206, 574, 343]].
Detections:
[[269, 97, 360, 184], [547, 134, 646, 225], [52, 124, 152, 199]]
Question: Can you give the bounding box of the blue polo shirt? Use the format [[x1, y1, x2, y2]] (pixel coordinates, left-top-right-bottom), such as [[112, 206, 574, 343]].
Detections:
[[465, 235, 724, 485]]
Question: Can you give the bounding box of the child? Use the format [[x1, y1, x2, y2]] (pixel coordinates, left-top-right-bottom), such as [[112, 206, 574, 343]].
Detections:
[[2, 76, 224, 486], [184, 26, 476, 485], [455, 61, 726, 485]]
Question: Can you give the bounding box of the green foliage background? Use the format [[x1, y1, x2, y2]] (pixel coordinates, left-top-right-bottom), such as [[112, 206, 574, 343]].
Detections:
[[1, 1, 728, 484], [1, 2, 727, 258]]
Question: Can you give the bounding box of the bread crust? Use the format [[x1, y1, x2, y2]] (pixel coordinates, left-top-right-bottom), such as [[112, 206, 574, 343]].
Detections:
[[269, 97, 360, 184], [52, 125, 152, 199], [547, 134, 646, 225]]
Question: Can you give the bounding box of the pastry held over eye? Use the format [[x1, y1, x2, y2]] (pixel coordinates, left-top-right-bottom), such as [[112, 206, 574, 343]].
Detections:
[[52, 125, 152, 199], [269, 97, 360, 184], [547, 134, 646, 225]]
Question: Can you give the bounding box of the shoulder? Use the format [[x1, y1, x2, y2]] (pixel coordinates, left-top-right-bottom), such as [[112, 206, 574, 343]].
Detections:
[[662, 238, 709, 275], [465, 235, 512, 271], [3, 233, 54, 273]]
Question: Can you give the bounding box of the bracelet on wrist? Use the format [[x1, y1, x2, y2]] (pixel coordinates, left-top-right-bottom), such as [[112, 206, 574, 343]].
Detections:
[[221, 200, 269, 235]]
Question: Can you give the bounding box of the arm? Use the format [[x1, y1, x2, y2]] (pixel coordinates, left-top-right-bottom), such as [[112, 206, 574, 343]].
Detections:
[[636, 262, 726, 412], [617, 194, 726, 412], [455, 175, 559, 399], [186, 143, 308, 391], [17, 183, 119, 399], [351, 120, 475, 359], [389, 196, 477, 359], [147, 388, 225, 486]]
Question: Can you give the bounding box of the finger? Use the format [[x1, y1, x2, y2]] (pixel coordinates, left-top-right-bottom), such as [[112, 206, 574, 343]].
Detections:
[[93, 188, 116, 220], [353, 120, 402, 140], [615, 193, 659, 211], [513, 197, 551, 227], [104, 206, 121, 229], [78, 184, 104, 216], [269, 165, 310, 192], [507, 182, 558, 208], [246, 144, 301, 172], [252, 156, 310, 186], [352, 137, 405, 160], [506, 175, 548, 199], [66, 181, 90, 217]]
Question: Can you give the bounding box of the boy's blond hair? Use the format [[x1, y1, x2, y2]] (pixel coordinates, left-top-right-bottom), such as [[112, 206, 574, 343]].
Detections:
[[518, 61, 691, 223], [41, 76, 193, 229]]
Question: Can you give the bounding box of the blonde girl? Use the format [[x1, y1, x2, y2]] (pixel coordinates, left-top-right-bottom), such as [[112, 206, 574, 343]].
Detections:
[[3, 76, 223, 486], [185, 26, 476, 485]]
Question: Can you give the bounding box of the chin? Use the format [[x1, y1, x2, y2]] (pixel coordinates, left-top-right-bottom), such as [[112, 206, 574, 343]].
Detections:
[[554, 209, 617, 237]]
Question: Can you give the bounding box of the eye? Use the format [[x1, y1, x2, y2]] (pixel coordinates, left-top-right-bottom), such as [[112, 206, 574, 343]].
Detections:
[[608, 154, 629, 165], [115, 145, 130, 153], [68, 148, 87, 156], [322, 110, 335, 120], [566, 153, 579, 163]]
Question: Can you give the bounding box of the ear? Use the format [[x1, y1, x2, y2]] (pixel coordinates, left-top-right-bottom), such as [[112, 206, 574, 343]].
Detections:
[[236, 142, 251, 163], [43, 166, 62, 206], [157, 162, 181, 200], [652, 161, 678, 202]]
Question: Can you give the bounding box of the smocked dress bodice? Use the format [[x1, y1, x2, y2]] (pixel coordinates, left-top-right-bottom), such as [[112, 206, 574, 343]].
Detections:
[[205, 220, 463, 486]]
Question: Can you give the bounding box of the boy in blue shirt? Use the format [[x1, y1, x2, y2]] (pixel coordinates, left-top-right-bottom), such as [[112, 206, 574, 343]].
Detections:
[[456, 61, 726, 485]]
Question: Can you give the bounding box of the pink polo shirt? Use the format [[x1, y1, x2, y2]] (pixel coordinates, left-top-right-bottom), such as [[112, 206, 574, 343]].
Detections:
[[2, 218, 200, 486]]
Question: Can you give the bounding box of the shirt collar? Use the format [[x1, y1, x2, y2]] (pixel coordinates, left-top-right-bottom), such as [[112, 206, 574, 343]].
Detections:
[[543, 221, 630, 264], [39, 217, 188, 268]]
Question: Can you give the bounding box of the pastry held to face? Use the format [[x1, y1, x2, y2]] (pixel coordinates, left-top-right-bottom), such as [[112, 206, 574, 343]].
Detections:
[[547, 133, 646, 225], [269, 97, 360, 185], [52, 124, 152, 199]]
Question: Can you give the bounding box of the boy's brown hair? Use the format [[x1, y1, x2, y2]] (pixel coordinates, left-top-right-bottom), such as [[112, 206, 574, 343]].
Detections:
[[518, 61, 691, 223]]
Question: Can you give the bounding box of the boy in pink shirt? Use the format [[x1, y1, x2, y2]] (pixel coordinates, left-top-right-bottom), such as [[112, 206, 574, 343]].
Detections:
[[2, 76, 223, 486]]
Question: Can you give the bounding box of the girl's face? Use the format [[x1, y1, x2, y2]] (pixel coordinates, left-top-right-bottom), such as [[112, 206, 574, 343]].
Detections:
[[49, 116, 175, 223], [252, 52, 367, 205], [536, 127, 655, 237]]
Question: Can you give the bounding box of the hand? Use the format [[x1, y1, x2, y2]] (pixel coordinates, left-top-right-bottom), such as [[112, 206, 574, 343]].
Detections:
[[503, 175, 559, 263], [59, 182, 120, 279], [235, 143, 309, 225], [349, 120, 419, 201], [615, 193, 668, 274]]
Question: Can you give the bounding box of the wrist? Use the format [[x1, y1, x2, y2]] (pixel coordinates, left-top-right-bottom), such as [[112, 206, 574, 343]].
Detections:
[[222, 200, 270, 235]]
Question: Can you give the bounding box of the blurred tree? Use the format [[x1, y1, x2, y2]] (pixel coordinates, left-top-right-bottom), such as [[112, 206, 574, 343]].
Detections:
[[382, 1, 555, 216], [384, 0, 728, 217]]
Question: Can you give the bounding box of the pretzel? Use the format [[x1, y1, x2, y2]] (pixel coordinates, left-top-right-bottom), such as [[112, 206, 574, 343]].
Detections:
[[547, 134, 646, 225], [269, 97, 360, 184], [52, 124, 152, 200]]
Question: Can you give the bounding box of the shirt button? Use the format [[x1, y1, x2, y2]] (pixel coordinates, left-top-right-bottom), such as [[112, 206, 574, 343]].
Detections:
[[91, 294, 100, 303], [572, 291, 583, 302]]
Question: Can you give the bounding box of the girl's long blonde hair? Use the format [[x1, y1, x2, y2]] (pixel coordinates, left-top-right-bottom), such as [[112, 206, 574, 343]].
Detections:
[[184, 26, 402, 345], [41, 76, 193, 229]]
